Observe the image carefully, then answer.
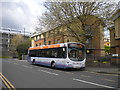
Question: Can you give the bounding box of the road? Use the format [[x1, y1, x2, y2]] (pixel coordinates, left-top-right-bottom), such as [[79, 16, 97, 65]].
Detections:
[[1, 58, 119, 89]]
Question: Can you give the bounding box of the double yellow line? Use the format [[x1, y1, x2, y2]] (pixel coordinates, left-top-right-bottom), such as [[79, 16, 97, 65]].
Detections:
[[0, 72, 16, 90]]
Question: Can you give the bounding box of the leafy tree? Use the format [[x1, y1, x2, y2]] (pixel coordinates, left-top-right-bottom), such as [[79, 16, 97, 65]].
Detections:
[[16, 39, 31, 59], [10, 34, 31, 59], [105, 45, 110, 55]]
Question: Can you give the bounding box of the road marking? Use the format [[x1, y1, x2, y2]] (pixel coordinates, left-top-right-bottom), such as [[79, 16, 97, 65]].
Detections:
[[13, 59, 27, 62], [73, 78, 116, 89], [84, 71, 119, 76], [53, 70, 62, 72], [14, 63, 19, 65], [102, 79, 116, 82], [102, 74, 119, 77], [65, 72, 74, 74], [84, 71, 99, 74], [0, 76, 11, 89], [80, 75, 91, 78], [0, 72, 16, 90], [39, 70, 59, 76], [22, 65, 33, 69], [34, 66, 38, 68]]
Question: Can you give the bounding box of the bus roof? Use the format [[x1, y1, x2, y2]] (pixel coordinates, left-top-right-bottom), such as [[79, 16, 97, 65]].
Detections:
[[29, 42, 84, 50]]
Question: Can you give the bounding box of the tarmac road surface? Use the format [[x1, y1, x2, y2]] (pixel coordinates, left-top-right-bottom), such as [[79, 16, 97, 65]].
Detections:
[[1, 58, 119, 89]]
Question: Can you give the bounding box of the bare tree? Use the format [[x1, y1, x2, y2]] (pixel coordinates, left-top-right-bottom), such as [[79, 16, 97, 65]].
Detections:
[[36, 1, 117, 44]]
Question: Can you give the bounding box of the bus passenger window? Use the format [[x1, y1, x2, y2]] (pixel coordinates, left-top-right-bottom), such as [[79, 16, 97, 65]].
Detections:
[[54, 52, 57, 58]]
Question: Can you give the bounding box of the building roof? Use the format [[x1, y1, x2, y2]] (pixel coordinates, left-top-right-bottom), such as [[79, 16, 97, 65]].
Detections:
[[0, 27, 31, 36]]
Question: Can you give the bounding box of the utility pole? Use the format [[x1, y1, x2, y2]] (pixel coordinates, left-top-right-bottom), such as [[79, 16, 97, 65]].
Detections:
[[43, 33, 46, 45], [24, 28, 25, 36]]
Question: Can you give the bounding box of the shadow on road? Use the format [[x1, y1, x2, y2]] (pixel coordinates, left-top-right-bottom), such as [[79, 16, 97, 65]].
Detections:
[[31, 64, 85, 72]]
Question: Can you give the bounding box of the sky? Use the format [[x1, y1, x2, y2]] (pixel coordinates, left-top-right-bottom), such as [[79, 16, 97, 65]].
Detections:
[[1, 0, 46, 33], [0, 0, 119, 34]]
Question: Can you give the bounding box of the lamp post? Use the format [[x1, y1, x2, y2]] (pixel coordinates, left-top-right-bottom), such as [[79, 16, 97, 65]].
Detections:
[[43, 33, 46, 45], [24, 28, 25, 36]]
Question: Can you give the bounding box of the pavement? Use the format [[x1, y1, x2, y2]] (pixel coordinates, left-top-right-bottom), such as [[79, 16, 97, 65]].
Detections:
[[86, 67, 119, 75], [86, 60, 120, 75]]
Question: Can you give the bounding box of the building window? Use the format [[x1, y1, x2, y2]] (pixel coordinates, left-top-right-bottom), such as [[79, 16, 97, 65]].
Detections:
[[34, 37, 36, 41], [41, 34, 44, 39], [39, 35, 41, 39], [67, 39, 69, 42], [50, 31, 54, 37], [55, 30, 57, 35], [39, 43, 41, 46], [57, 39, 60, 43], [36, 36, 38, 40], [46, 32, 49, 37], [48, 41, 51, 45], [114, 33, 115, 37], [57, 30, 60, 34], [48, 31, 51, 37], [38, 36, 40, 40], [36, 44, 38, 47], [60, 28, 62, 32]]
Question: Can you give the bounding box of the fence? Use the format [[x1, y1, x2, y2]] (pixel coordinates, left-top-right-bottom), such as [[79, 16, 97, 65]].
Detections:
[[86, 49, 120, 68], [22, 55, 28, 60]]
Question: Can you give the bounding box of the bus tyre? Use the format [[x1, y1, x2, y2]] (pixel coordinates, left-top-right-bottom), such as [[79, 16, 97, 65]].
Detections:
[[80, 67, 86, 71], [32, 59, 35, 64], [51, 62, 55, 68]]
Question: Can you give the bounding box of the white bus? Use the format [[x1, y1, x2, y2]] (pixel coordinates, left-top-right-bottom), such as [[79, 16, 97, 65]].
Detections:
[[28, 42, 86, 69]]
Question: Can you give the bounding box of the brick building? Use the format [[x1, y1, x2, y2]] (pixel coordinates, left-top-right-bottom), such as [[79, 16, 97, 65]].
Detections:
[[109, 2, 120, 65], [31, 15, 105, 57]]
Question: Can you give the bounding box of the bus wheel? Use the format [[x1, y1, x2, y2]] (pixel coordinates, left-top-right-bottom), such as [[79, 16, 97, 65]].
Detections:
[[32, 59, 35, 64], [80, 67, 86, 71], [51, 62, 55, 68]]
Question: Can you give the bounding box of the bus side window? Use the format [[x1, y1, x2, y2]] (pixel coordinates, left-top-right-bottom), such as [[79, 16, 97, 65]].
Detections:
[[38, 50, 42, 57], [29, 50, 36, 57], [57, 48, 62, 58], [54, 51, 57, 58], [51, 50, 55, 58], [52, 49, 58, 58], [57, 48, 66, 58]]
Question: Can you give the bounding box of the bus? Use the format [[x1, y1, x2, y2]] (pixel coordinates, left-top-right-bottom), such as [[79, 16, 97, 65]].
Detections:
[[28, 42, 86, 69]]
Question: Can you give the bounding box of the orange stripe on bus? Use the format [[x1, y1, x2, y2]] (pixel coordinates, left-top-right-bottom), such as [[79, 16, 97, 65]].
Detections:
[[29, 44, 60, 50]]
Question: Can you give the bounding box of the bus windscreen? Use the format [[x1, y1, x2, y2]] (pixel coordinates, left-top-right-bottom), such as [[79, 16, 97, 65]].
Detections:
[[68, 43, 85, 61]]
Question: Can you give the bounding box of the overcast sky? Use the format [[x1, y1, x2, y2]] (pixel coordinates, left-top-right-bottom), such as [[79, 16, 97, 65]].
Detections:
[[1, 0, 45, 33], [1, 0, 119, 34]]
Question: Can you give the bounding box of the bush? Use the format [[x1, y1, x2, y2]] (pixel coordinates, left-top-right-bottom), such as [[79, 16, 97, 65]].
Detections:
[[16, 43, 30, 60], [105, 45, 110, 55], [97, 56, 111, 62]]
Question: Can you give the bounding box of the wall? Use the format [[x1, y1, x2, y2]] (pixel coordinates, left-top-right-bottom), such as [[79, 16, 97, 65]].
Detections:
[[110, 8, 120, 65]]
